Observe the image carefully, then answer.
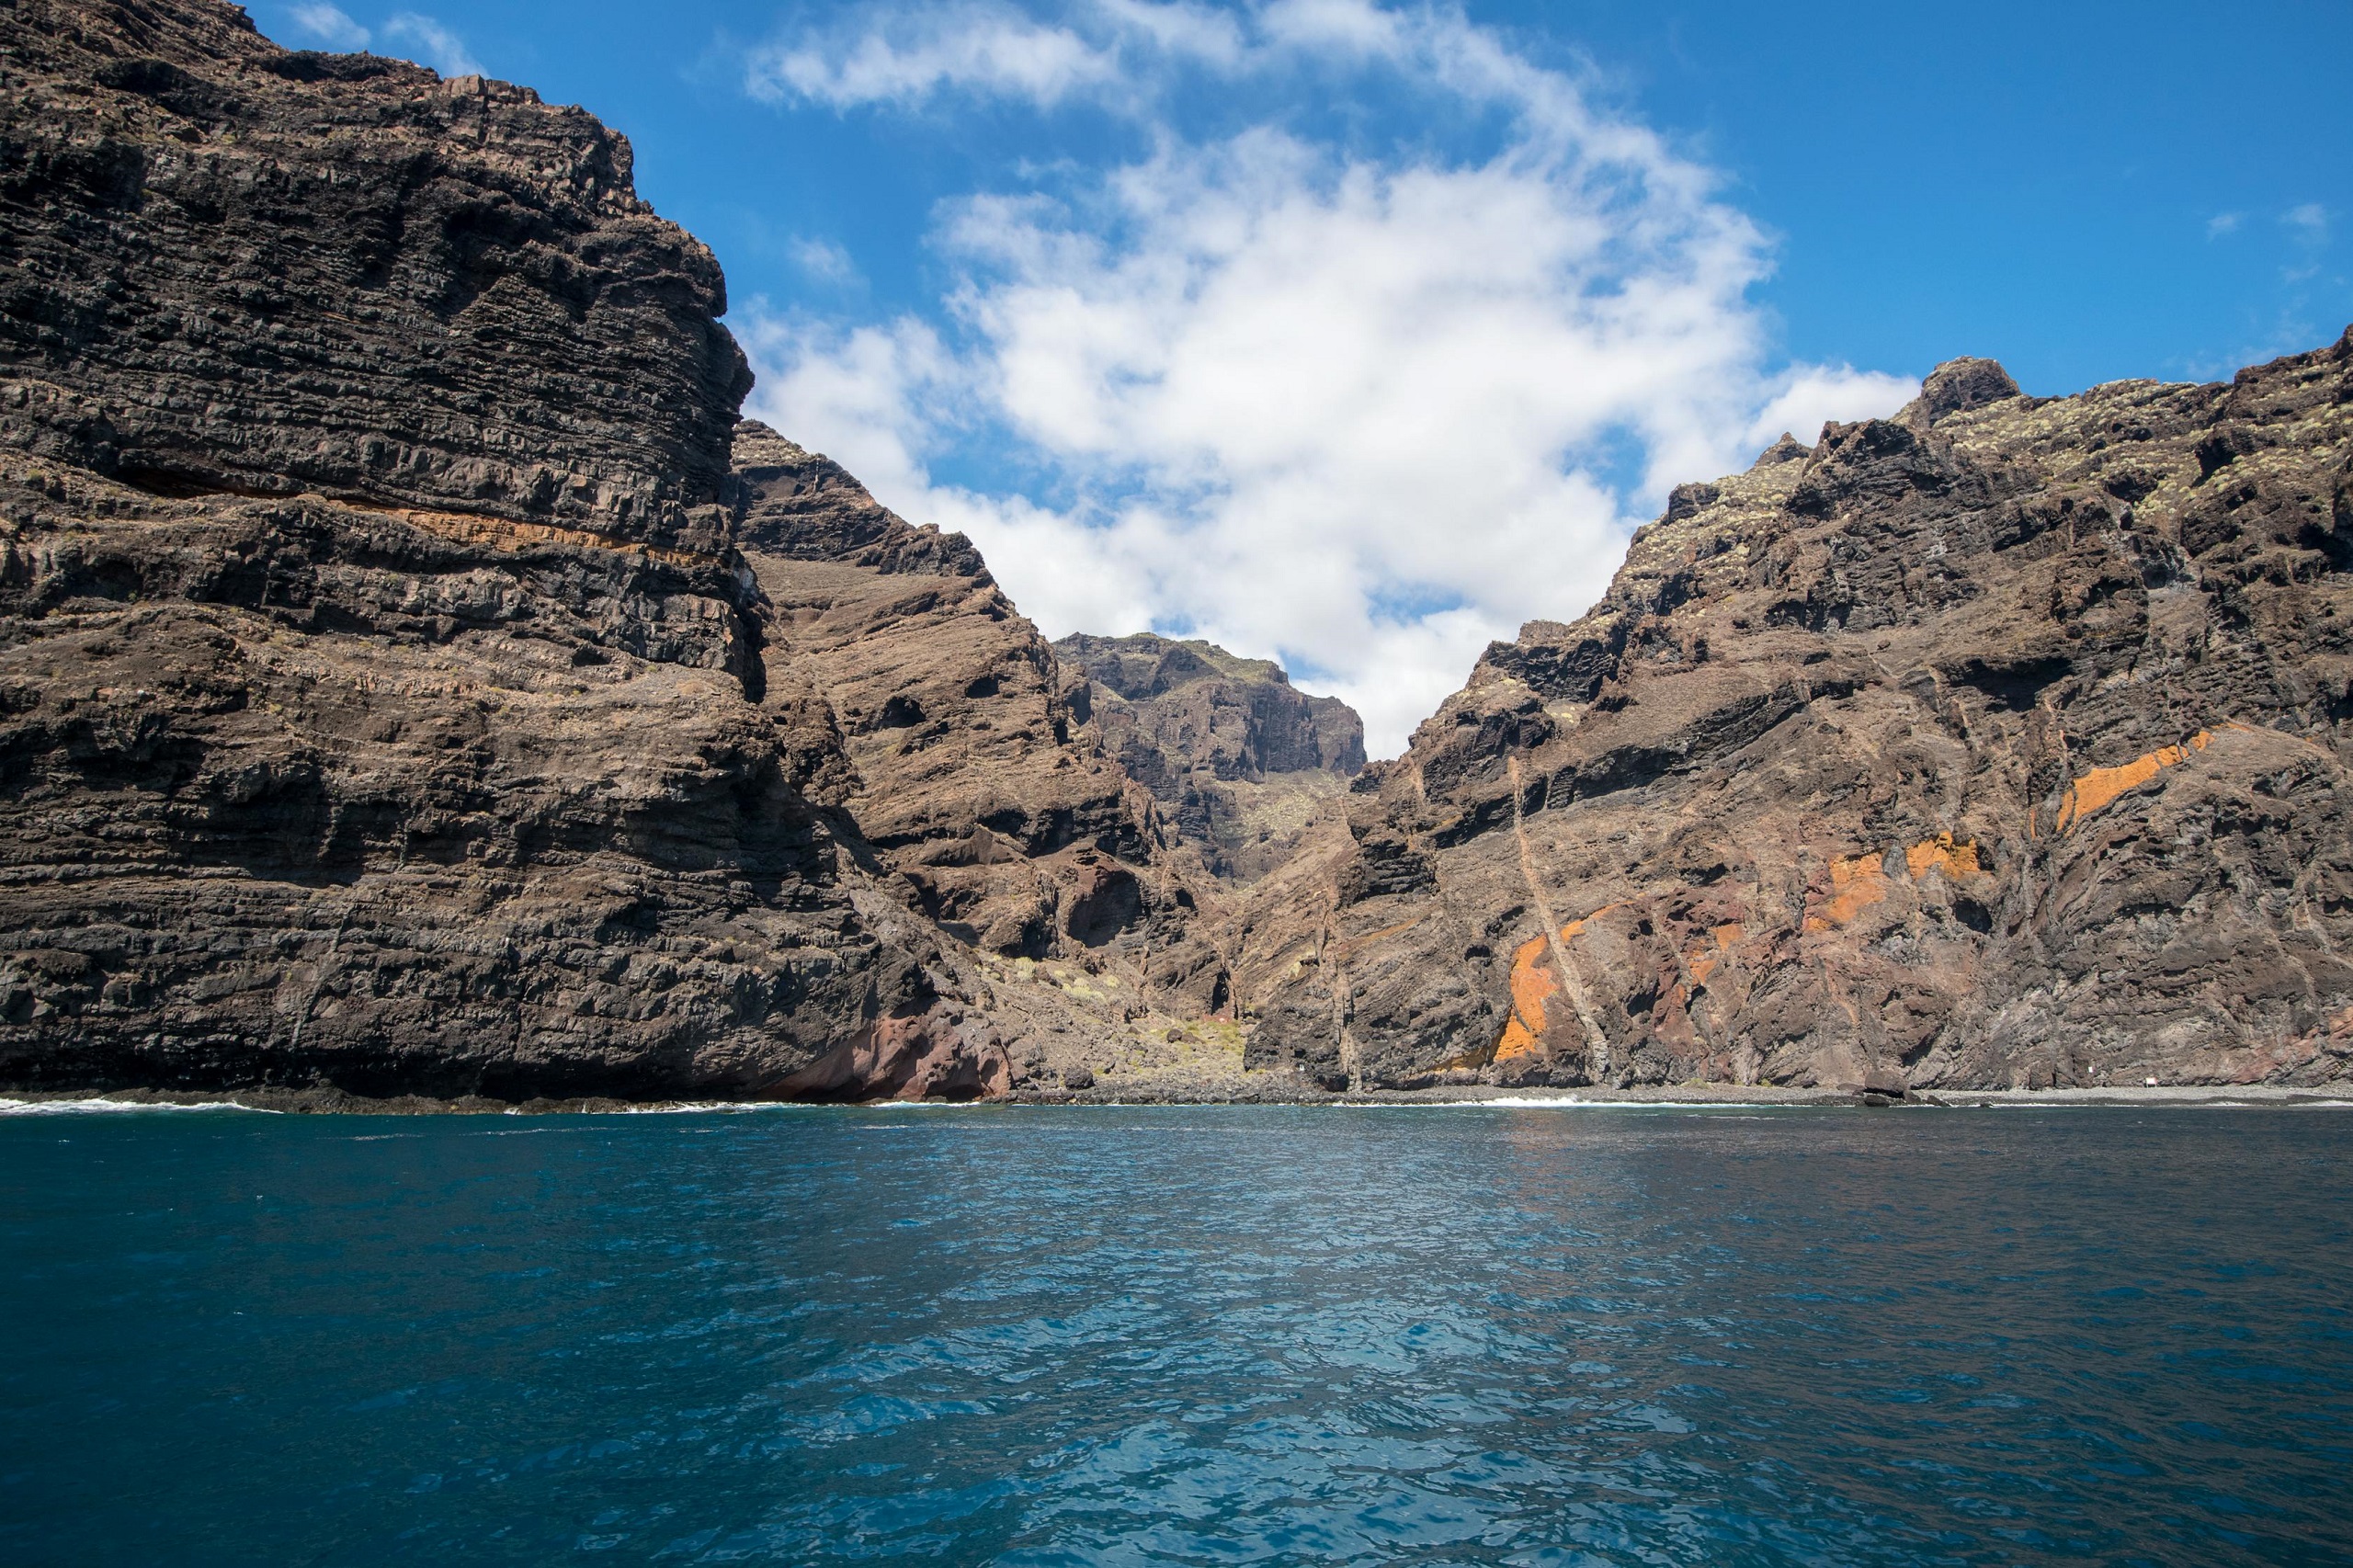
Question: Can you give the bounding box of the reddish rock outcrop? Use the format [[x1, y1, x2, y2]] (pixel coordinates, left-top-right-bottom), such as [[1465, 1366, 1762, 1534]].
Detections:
[[1245, 338, 2353, 1092]]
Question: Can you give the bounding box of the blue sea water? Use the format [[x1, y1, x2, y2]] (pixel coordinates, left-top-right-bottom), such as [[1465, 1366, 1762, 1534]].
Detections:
[[2, 1104, 2348, 1566]]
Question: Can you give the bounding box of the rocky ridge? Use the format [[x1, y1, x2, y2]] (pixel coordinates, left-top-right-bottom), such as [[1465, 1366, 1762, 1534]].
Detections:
[[726, 424, 1255, 1087], [1243, 342, 2353, 1093], [1055, 631, 1363, 883]]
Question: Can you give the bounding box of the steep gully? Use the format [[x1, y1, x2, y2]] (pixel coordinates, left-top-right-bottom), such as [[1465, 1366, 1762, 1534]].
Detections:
[[0, 0, 2346, 1101]]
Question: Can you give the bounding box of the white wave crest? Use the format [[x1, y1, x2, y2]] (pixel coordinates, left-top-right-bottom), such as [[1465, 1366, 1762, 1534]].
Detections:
[[0, 1096, 276, 1116]]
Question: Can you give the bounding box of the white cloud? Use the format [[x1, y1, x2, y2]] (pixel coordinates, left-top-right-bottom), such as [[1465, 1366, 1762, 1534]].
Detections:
[[381, 12, 483, 77], [1741, 365, 1918, 459], [2206, 211, 2242, 239], [278, 7, 483, 77], [745, 0, 1409, 112], [2281, 202, 2330, 282], [1095, 0, 1244, 63], [1256, 0, 1406, 56], [287, 2, 370, 49], [740, 2, 1915, 753], [746, 4, 1119, 109], [737, 314, 962, 505], [789, 236, 861, 285]]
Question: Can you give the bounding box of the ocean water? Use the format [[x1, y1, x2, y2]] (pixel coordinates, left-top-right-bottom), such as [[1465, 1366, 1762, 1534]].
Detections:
[[2, 1104, 2348, 1566]]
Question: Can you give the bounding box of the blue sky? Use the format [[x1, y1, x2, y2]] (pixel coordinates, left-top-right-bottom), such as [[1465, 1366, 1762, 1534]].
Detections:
[[262, 1, 2351, 750]]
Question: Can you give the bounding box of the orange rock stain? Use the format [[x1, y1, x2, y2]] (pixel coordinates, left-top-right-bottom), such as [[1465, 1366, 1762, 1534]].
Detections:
[[1688, 926, 1744, 986], [1493, 903, 1623, 1062], [2054, 731, 2211, 832], [1495, 931, 1556, 1062], [348, 501, 726, 569], [1802, 834, 1995, 932], [1904, 832, 1985, 881], [1802, 852, 1890, 933]]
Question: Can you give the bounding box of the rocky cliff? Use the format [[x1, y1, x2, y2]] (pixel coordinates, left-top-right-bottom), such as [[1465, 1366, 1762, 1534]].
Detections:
[[0, 0, 1234, 1102], [0, 0, 746, 553], [730, 427, 1232, 1005], [1055, 632, 1363, 882], [1244, 339, 2353, 1092], [7, 0, 2347, 1107]]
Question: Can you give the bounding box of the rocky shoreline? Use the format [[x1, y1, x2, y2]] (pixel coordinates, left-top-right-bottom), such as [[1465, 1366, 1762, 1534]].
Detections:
[[6, 1082, 2347, 1116]]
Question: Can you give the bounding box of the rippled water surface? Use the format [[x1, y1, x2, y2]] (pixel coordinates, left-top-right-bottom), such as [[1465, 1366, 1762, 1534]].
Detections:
[[4, 1105, 2349, 1565]]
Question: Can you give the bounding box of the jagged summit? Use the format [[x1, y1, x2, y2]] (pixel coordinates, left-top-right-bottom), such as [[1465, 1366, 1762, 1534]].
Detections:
[[1911, 356, 2025, 423], [1063, 632, 1294, 693], [1056, 633, 1364, 780]]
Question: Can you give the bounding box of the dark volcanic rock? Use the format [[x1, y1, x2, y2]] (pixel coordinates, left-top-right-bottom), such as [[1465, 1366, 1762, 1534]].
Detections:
[[0, 0, 747, 551], [1242, 334, 2353, 1093], [730, 426, 1231, 1006], [0, 0, 1014, 1100], [12, 0, 2345, 1107], [1057, 633, 1364, 785], [1056, 632, 1364, 881]]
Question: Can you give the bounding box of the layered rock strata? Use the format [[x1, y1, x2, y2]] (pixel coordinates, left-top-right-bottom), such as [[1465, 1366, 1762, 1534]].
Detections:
[[0, 0, 747, 551], [731, 426, 1233, 1010], [1055, 632, 1364, 882], [0, 0, 1222, 1100], [1245, 340, 2353, 1092], [8, 0, 2350, 1106]]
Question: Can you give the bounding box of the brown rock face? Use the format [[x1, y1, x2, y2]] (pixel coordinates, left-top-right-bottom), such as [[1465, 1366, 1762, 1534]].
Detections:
[[0, 0, 1007, 1099], [0, 0, 748, 551], [1245, 333, 2353, 1093], [8, 0, 2345, 1106], [1054, 632, 1364, 881], [731, 424, 1230, 1007]]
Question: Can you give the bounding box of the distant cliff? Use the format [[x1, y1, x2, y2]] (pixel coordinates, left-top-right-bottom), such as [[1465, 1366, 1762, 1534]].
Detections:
[[1241, 342, 2353, 1093], [730, 428, 1231, 998], [1056, 633, 1363, 882]]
